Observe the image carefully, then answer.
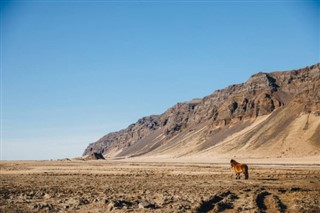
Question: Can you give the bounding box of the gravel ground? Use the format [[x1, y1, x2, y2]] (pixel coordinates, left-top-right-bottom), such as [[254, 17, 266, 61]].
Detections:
[[1, 160, 319, 212]]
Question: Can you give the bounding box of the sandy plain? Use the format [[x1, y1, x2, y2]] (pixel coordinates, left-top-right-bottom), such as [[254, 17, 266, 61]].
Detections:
[[0, 160, 319, 213]]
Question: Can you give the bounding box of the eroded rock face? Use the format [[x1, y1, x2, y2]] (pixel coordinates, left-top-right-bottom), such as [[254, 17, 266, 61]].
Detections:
[[83, 63, 320, 158]]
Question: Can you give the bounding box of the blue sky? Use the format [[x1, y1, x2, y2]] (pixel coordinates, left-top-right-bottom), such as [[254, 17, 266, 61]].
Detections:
[[1, 1, 319, 160]]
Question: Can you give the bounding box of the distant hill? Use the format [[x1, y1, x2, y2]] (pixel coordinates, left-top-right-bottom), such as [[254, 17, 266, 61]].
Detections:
[[83, 63, 320, 161]]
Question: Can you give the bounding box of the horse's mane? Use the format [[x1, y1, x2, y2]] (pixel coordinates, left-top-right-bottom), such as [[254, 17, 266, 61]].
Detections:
[[230, 159, 238, 164]]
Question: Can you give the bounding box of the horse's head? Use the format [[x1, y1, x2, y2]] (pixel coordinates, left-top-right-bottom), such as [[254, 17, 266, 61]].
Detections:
[[230, 159, 235, 167]]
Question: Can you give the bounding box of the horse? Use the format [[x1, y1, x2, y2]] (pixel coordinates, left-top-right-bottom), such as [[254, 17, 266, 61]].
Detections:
[[230, 159, 249, 179]]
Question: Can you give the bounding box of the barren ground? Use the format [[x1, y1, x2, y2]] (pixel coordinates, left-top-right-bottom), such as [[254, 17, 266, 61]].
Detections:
[[1, 160, 319, 212]]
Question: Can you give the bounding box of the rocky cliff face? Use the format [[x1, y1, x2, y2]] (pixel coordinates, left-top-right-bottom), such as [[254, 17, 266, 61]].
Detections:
[[83, 63, 320, 159]]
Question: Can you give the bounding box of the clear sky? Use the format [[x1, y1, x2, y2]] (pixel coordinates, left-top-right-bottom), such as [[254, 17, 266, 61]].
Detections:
[[1, 0, 319, 160]]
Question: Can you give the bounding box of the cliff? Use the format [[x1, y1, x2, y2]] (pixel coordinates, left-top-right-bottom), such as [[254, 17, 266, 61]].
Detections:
[[83, 63, 320, 160]]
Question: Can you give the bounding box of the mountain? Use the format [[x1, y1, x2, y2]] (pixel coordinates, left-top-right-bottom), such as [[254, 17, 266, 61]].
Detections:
[[83, 63, 320, 161]]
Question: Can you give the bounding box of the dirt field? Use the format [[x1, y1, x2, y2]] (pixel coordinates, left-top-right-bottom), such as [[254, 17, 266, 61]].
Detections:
[[1, 160, 319, 212]]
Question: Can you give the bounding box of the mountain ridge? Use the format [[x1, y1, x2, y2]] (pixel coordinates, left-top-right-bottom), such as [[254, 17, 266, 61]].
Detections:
[[83, 63, 320, 160]]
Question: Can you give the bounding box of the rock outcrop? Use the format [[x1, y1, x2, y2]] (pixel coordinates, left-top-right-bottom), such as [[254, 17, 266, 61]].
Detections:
[[83, 152, 105, 160], [83, 63, 320, 159]]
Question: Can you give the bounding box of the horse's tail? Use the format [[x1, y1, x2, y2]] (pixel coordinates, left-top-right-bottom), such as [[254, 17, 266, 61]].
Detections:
[[244, 164, 249, 179]]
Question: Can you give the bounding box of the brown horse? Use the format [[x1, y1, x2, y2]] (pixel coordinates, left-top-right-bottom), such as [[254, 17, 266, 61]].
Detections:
[[230, 159, 249, 179]]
